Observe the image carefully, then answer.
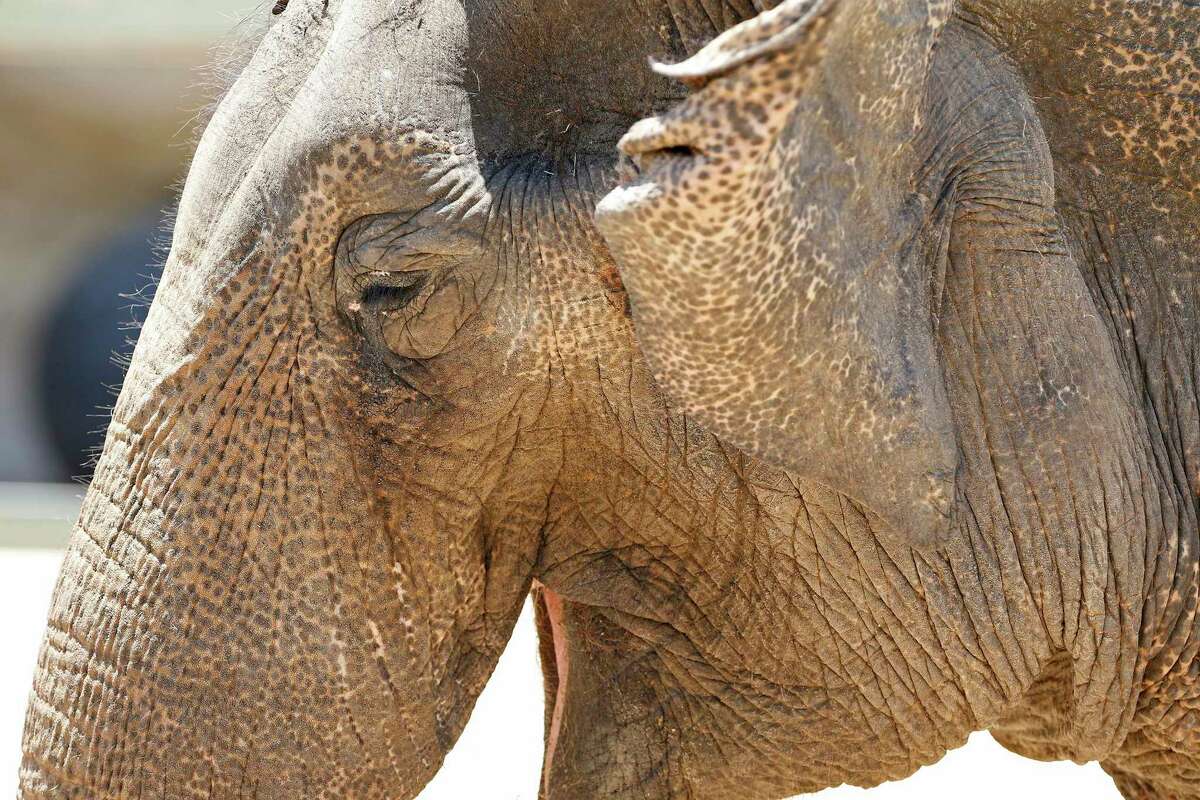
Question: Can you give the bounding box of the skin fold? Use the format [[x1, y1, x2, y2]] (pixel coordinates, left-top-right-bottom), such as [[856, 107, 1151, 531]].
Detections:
[[16, 1, 1200, 799]]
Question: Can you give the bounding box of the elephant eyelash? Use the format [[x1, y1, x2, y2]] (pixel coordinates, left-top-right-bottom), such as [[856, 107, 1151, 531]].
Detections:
[[360, 272, 431, 310]]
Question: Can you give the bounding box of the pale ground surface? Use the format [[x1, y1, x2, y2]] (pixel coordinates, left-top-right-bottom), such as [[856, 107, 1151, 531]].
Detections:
[[0, 483, 1121, 799]]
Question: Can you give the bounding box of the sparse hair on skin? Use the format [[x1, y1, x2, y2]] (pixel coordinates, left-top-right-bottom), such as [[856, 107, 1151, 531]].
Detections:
[[82, 4, 276, 484]]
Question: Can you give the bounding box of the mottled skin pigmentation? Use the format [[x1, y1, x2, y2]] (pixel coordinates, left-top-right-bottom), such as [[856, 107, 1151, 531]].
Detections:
[[16, 1, 1200, 800]]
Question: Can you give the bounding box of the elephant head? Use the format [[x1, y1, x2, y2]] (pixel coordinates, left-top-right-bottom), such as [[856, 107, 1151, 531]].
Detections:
[[593, 0, 1188, 781]]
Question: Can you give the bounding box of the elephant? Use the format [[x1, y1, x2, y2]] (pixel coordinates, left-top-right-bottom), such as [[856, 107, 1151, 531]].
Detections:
[[596, 0, 1200, 796], [16, 1, 1200, 800]]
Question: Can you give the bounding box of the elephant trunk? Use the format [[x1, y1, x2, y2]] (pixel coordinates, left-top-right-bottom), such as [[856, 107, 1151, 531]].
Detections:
[[19, 241, 463, 799]]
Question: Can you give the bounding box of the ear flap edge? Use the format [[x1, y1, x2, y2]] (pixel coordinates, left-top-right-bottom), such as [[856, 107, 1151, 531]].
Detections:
[[649, 0, 839, 87]]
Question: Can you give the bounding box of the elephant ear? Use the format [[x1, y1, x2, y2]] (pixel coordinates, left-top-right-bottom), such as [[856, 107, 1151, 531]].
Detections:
[[651, 0, 838, 88], [655, 0, 950, 133], [640, 0, 960, 548]]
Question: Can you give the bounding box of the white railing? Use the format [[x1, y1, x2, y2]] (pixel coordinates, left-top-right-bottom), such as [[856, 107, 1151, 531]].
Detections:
[[0, 482, 81, 549]]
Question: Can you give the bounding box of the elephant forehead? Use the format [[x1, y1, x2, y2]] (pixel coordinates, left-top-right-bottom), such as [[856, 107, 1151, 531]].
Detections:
[[170, 133, 475, 306], [175, 0, 481, 263]]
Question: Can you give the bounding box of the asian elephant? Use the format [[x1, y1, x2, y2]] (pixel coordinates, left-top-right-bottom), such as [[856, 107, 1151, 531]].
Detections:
[[17, 2, 1200, 800]]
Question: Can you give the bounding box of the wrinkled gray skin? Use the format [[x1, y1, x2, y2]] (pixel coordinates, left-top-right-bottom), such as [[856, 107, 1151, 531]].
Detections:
[[18, 1, 1200, 800]]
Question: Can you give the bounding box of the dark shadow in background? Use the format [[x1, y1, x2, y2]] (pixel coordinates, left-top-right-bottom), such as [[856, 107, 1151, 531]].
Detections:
[[34, 212, 169, 481]]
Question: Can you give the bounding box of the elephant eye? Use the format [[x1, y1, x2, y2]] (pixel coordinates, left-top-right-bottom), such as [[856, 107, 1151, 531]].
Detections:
[[334, 213, 484, 369], [360, 271, 430, 311]]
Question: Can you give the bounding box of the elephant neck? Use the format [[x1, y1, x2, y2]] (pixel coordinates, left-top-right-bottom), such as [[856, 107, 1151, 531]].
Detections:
[[970, 2, 1200, 692]]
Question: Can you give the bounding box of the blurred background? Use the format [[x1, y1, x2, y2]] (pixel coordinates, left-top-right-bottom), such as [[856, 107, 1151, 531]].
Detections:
[[0, 2, 1119, 798], [1, 0, 260, 484]]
